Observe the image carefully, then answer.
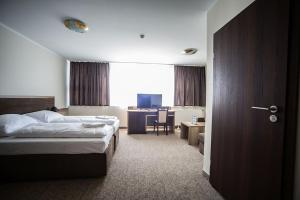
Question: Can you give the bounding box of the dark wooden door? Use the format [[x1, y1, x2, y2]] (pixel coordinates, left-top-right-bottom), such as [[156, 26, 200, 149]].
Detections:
[[210, 0, 290, 199]]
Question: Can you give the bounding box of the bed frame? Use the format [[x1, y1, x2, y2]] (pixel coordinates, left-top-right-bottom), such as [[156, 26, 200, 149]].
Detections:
[[0, 96, 119, 181]]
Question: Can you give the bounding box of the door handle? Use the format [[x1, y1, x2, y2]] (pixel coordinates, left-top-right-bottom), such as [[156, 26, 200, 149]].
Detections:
[[251, 105, 278, 113], [251, 106, 269, 111], [251, 105, 279, 123]]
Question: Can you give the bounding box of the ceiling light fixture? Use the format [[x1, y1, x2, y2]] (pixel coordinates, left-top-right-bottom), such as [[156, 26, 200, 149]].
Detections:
[[182, 48, 198, 55], [64, 18, 89, 33]]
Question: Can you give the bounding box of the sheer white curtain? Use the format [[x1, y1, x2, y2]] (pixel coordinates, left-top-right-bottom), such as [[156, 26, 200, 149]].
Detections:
[[110, 63, 174, 107]]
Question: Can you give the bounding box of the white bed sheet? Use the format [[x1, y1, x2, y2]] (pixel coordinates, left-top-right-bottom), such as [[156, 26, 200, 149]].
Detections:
[[50, 116, 120, 132], [0, 128, 115, 155], [14, 123, 110, 138]]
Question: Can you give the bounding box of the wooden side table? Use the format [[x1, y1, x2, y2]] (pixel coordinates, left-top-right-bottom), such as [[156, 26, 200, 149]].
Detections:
[[58, 108, 69, 116], [180, 122, 205, 146]]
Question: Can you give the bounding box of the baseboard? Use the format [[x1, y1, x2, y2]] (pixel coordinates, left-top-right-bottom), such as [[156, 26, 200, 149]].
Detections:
[[202, 170, 210, 179]]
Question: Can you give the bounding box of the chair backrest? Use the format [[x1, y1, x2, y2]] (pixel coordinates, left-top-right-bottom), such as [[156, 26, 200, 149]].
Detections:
[[157, 108, 168, 123]]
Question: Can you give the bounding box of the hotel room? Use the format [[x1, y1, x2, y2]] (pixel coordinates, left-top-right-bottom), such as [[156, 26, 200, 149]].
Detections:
[[0, 0, 299, 200]]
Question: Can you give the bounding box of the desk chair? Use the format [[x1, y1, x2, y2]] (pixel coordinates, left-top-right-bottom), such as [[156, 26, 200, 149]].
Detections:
[[154, 107, 169, 136]]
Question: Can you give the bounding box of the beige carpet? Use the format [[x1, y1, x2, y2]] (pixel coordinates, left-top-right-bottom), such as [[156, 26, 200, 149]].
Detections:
[[0, 130, 223, 200]]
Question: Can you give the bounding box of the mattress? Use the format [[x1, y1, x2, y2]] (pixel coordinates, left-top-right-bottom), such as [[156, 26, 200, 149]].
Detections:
[[0, 127, 115, 155]]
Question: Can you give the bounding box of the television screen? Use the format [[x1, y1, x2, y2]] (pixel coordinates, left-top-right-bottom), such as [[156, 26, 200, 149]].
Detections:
[[137, 94, 162, 108]]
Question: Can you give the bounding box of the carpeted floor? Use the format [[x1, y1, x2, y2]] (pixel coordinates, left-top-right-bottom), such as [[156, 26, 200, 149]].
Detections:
[[0, 130, 223, 200]]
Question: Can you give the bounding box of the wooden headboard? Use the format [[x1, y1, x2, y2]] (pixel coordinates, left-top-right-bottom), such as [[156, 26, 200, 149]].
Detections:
[[0, 96, 55, 114]]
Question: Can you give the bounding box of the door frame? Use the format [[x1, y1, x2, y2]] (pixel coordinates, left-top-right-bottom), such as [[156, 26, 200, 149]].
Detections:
[[282, 0, 300, 199]]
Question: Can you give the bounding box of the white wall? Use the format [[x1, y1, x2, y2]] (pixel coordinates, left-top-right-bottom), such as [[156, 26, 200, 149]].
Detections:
[[173, 106, 205, 125], [0, 23, 67, 108], [204, 0, 255, 174], [68, 106, 205, 128]]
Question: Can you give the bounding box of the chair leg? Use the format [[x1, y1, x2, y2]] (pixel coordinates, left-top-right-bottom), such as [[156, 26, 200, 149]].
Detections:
[[157, 125, 159, 136]]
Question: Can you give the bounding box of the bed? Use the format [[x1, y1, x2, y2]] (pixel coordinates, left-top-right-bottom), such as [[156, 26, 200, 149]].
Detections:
[[24, 111, 120, 133], [0, 96, 119, 181]]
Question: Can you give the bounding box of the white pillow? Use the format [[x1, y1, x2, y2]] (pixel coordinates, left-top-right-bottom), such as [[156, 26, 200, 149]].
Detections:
[[0, 114, 38, 136], [25, 110, 63, 123]]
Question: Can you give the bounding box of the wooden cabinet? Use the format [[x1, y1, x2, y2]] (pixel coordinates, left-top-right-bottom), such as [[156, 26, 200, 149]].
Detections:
[[127, 111, 146, 134]]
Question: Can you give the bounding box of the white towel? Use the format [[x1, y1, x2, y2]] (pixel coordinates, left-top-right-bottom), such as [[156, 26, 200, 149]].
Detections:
[[82, 123, 106, 128]]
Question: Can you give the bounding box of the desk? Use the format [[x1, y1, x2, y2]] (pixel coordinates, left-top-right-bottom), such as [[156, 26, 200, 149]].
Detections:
[[180, 122, 205, 145], [127, 109, 175, 134]]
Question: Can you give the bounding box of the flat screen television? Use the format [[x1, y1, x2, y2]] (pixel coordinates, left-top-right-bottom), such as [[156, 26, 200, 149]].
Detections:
[[137, 94, 162, 108]]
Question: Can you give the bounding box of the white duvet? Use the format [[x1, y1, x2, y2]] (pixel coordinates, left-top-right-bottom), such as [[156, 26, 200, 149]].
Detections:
[[13, 123, 112, 138]]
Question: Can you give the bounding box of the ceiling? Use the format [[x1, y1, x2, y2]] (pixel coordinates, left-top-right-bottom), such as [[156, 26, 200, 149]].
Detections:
[[0, 0, 216, 65]]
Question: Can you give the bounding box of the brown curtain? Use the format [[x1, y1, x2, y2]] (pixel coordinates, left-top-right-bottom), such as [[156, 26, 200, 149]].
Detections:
[[174, 66, 206, 106], [70, 62, 110, 106]]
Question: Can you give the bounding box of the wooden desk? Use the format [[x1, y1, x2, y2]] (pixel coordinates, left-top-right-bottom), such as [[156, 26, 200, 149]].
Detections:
[[180, 122, 205, 145], [127, 109, 175, 134]]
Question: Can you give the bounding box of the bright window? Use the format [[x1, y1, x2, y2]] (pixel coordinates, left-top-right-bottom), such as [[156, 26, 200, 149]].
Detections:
[[110, 63, 174, 107]]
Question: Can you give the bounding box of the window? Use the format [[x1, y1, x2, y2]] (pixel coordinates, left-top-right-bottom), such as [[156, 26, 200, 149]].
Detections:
[[110, 63, 174, 107]]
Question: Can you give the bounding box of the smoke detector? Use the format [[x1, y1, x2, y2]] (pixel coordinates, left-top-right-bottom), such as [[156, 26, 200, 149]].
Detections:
[[182, 48, 198, 55], [140, 34, 145, 39]]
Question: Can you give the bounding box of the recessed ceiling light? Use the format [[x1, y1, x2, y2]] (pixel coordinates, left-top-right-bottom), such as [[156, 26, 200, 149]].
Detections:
[[182, 48, 198, 55], [140, 34, 145, 39], [64, 18, 89, 33]]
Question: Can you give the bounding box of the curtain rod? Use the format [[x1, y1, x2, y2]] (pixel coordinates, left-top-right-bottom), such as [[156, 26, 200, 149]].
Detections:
[[68, 59, 205, 67]]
